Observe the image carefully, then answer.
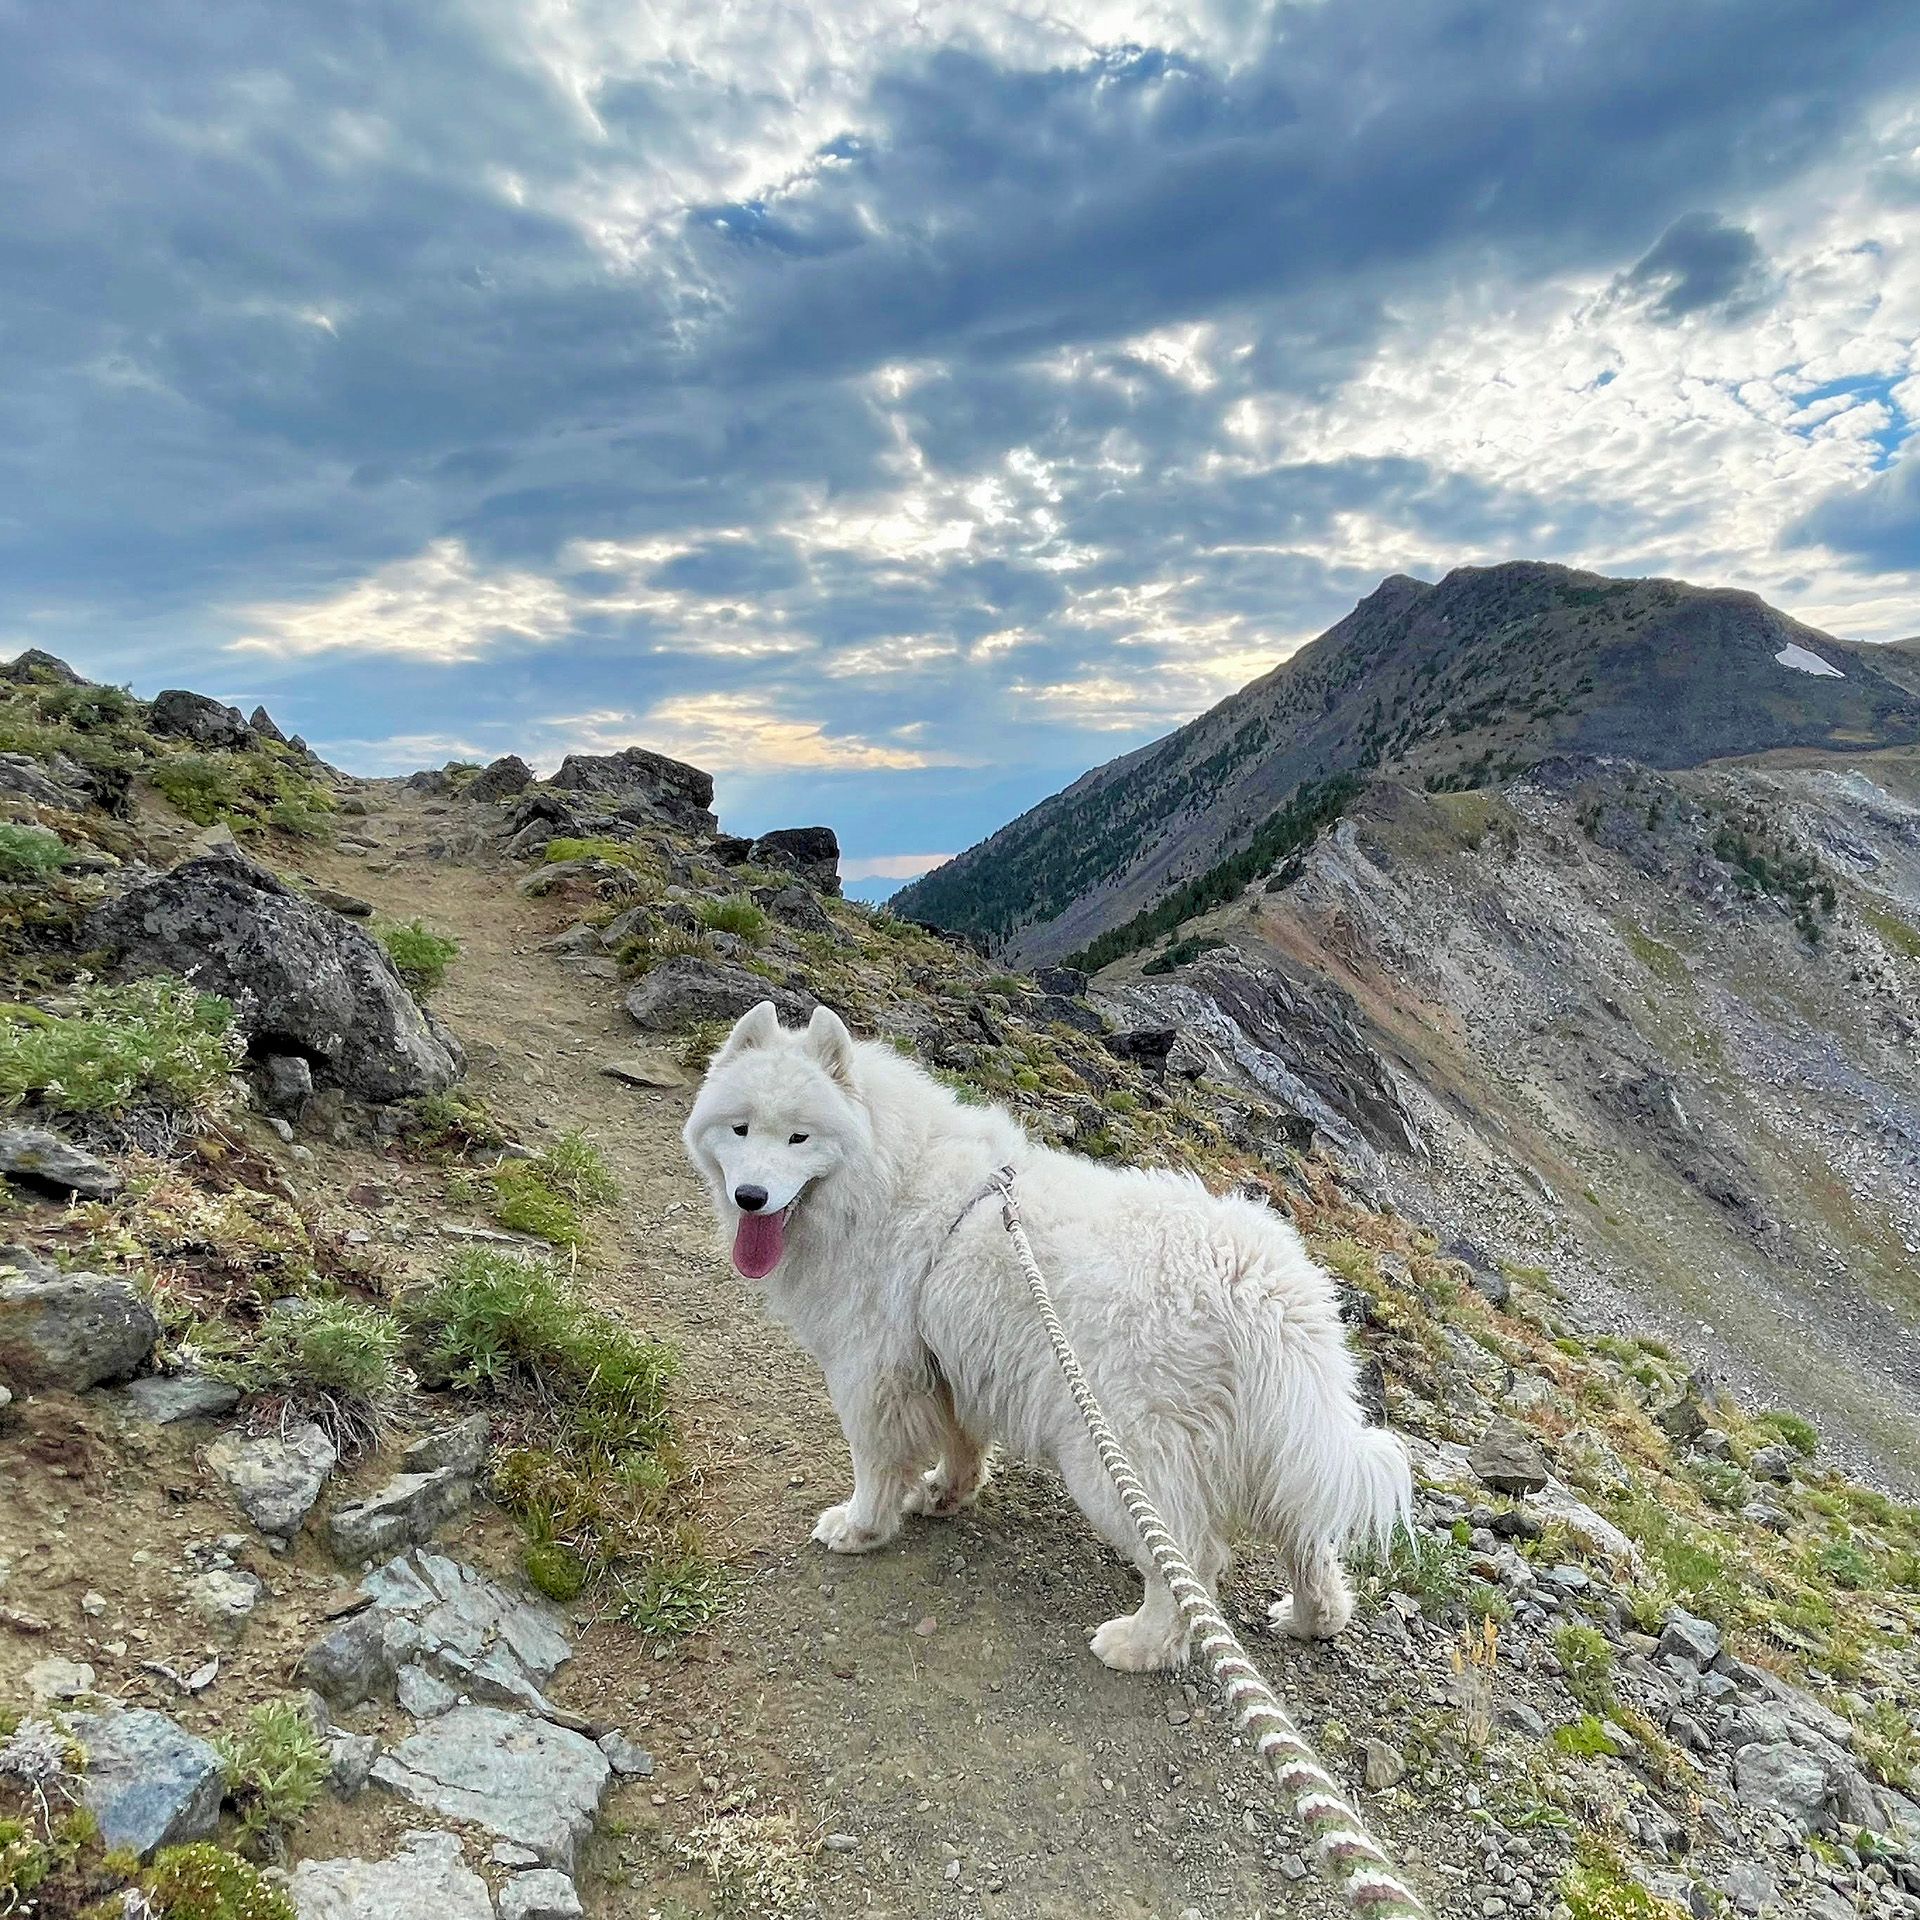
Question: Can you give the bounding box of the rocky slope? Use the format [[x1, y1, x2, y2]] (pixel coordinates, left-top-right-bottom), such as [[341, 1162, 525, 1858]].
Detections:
[[0, 652, 1916, 1920], [893, 563, 1920, 965]]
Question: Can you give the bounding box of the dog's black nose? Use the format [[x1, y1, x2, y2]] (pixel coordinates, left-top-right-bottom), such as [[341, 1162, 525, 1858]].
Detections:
[[734, 1184, 769, 1212]]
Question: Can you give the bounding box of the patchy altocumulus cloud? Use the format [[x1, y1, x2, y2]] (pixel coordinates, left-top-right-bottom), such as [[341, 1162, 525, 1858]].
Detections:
[[2, 0, 1919, 871]]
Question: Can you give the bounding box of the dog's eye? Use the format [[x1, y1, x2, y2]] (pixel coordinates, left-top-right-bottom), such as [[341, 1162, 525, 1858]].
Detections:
[[788, 1132, 809, 1145], [731, 1123, 748, 1137]]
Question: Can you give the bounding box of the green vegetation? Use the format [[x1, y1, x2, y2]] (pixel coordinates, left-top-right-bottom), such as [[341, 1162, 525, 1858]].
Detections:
[[1552, 1623, 1616, 1713], [1620, 925, 1688, 988], [147, 1844, 297, 1920], [1069, 774, 1361, 971], [1350, 1524, 1468, 1613], [1562, 1837, 1687, 1919], [202, 1297, 409, 1453], [694, 894, 768, 942], [614, 1554, 734, 1642], [215, 1698, 330, 1846], [0, 975, 240, 1119], [463, 1128, 619, 1249], [1756, 1408, 1819, 1457], [1142, 935, 1227, 975], [1709, 804, 1836, 942], [1862, 903, 1920, 961], [150, 750, 334, 842], [1551, 1714, 1619, 1760], [0, 825, 71, 882], [376, 918, 460, 994], [398, 1088, 507, 1158]]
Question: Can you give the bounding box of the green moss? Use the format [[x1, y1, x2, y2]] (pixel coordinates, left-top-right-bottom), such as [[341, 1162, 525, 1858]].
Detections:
[[397, 1090, 506, 1159], [1563, 1837, 1688, 1919], [0, 975, 240, 1119], [1551, 1714, 1619, 1759], [524, 1540, 591, 1602]]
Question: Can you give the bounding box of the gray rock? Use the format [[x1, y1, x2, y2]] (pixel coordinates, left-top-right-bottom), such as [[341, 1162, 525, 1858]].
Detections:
[[0, 1271, 158, 1391], [310, 885, 375, 918], [328, 1466, 473, 1563], [327, 1732, 378, 1798], [25, 1656, 96, 1700], [1733, 1740, 1832, 1831], [1467, 1418, 1551, 1496], [0, 1127, 123, 1200], [397, 1663, 460, 1719], [259, 1053, 315, 1121], [68, 1708, 224, 1859], [499, 1871, 583, 1920], [1497, 1702, 1546, 1737], [597, 1731, 653, 1777], [118, 1373, 241, 1425], [290, 1829, 494, 1920], [150, 688, 251, 749], [466, 756, 535, 804], [600, 1053, 688, 1090], [187, 1567, 265, 1633], [490, 1845, 542, 1869], [371, 1706, 611, 1867], [88, 849, 463, 1102], [1748, 1443, 1797, 1483], [1655, 1392, 1707, 1443], [747, 826, 841, 895], [249, 706, 288, 744], [753, 882, 836, 935], [1361, 1739, 1407, 1790], [3, 648, 86, 686], [538, 923, 605, 956], [546, 746, 715, 833], [207, 1419, 338, 1538], [624, 957, 814, 1032], [1658, 1608, 1723, 1670], [400, 1415, 491, 1478]]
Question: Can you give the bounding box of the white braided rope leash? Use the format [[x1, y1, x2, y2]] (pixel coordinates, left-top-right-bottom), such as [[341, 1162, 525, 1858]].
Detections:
[[989, 1169, 1428, 1919]]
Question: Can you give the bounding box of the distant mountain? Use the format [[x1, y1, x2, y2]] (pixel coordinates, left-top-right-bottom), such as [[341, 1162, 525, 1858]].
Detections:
[[893, 562, 1920, 962]]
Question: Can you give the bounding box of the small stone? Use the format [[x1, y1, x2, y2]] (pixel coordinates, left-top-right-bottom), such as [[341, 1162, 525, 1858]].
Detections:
[[1362, 1739, 1408, 1790], [258, 1053, 314, 1121], [327, 1732, 378, 1798], [118, 1373, 242, 1426], [399, 1415, 491, 1478], [596, 1731, 653, 1777], [490, 1845, 542, 1869], [1658, 1607, 1723, 1670], [499, 1870, 583, 1920], [600, 1054, 689, 1091], [25, 1656, 95, 1700], [207, 1420, 338, 1538], [81, 1590, 108, 1617], [913, 1616, 937, 1637], [1497, 1702, 1546, 1737], [824, 1834, 858, 1854], [0, 1270, 158, 1391], [1749, 1443, 1797, 1484], [1467, 1419, 1551, 1496], [187, 1568, 264, 1633]]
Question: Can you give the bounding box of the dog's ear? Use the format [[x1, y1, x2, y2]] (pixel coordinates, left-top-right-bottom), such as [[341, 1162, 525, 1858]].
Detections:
[[802, 1005, 856, 1086], [715, 999, 782, 1062]]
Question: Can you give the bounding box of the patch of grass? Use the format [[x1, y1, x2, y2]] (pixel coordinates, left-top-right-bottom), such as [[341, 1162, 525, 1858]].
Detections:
[[1553, 1623, 1616, 1714], [1687, 1458, 1752, 1512], [1350, 1526, 1468, 1613], [1810, 1536, 1875, 1591], [146, 1843, 296, 1920], [681, 1809, 817, 1914], [1621, 925, 1688, 987], [0, 825, 72, 882], [150, 753, 246, 826], [397, 1089, 506, 1159], [613, 1554, 733, 1642], [0, 976, 241, 1120], [376, 919, 459, 994], [1551, 1714, 1619, 1759], [535, 1128, 621, 1209], [695, 895, 767, 943], [470, 1133, 617, 1249], [1862, 903, 1920, 961], [1755, 1408, 1819, 1457], [201, 1298, 409, 1455], [523, 1540, 591, 1603], [1142, 935, 1227, 976], [1562, 1836, 1688, 1919], [215, 1698, 329, 1847]]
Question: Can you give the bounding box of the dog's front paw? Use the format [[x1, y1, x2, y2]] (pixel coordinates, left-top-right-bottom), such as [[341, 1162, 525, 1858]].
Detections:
[[1267, 1591, 1352, 1640], [811, 1503, 889, 1553], [1090, 1613, 1187, 1672]]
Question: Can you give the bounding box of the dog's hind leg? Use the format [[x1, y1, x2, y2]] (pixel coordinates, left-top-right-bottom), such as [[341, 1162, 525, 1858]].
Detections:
[[902, 1372, 992, 1519], [1268, 1536, 1354, 1639], [813, 1360, 951, 1554]]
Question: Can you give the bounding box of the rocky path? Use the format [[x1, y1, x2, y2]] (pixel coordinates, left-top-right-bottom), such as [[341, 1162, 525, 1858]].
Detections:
[[314, 792, 1423, 1920]]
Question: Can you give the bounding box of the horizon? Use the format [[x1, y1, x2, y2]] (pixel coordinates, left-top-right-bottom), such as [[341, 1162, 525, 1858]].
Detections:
[[5, 2, 1920, 896]]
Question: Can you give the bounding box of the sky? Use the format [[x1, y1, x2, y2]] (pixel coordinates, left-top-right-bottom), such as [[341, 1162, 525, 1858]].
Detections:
[[4, 2, 1920, 898]]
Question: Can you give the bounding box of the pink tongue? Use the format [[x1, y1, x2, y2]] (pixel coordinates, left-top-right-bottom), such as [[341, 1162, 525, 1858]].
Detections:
[[732, 1206, 788, 1278]]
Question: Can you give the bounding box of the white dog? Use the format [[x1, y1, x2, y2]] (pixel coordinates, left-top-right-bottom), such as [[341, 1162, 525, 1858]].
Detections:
[[682, 1001, 1411, 1671]]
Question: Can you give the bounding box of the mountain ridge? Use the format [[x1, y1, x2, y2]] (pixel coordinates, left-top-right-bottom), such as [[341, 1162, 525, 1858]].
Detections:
[[893, 560, 1920, 962]]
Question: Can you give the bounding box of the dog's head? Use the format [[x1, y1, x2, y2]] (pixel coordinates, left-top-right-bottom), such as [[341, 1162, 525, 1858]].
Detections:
[[681, 1001, 870, 1280]]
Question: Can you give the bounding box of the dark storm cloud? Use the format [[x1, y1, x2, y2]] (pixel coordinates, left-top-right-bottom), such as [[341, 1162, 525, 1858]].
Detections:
[[1615, 212, 1775, 322], [1794, 452, 1920, 571]]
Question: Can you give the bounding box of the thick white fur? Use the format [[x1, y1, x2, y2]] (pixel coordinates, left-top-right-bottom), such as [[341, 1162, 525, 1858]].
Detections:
[[682, 1002, 1412, 1672]]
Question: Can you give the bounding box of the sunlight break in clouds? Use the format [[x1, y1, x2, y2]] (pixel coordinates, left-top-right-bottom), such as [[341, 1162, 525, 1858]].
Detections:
[[231, 540, 572, 663], [543, 696, 952, 773]]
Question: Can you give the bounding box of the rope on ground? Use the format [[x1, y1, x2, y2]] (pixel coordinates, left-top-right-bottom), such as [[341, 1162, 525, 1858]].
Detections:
[[990, 1167, 1428, 1920]]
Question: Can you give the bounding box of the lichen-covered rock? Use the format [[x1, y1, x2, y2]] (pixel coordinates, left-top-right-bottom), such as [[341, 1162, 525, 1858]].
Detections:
[[371, 1706, 611, 1867], [89, 849, 463, 1101], [624, 957, 813, 1031], [290, 1830, 494, 1920], [400, 1414, 490, 1477], [499, 1870, 584, 1920], [206, 1419, 337, 1538], [0, 1270, 157, 1391], [117, 1372, 241, 1425], [1733, 1741, 1832, 1831], [150, 688, 252, 750], [328, 1465, 474, 1563], [1467, 1417, 1551, 1496], [0, 1127, 123, 1200], [68, 1708, 224, 1859]]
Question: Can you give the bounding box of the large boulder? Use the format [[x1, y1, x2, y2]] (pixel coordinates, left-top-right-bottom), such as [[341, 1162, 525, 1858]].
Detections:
[[546, 747, 715, 833], [88, 849, 463, 1101], [150, 689, 252, 750], [624, 957, 814, 1031], [0, 1270, 158, 1392], [748, 826, 840, 895], [466, 755, 534, 804], [68, 1709, 224, 1859], [0, 1126, 123, 1200], [3, 648, 87, 686]]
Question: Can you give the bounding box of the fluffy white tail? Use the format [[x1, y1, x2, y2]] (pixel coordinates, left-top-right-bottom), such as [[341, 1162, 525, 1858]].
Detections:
[[1255, 1411, 1413, 1554]]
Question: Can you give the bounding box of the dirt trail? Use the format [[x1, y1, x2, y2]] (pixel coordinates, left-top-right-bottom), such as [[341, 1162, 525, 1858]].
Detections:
[[315, 792, 1441, 1920]]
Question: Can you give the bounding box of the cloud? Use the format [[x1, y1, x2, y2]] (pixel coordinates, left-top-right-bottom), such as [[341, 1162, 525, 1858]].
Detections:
[[1793, 444, 1920, 571], [1614, 212, 1775, 323], [842, 851, 953, 881], [545, 695, 954, 772]]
